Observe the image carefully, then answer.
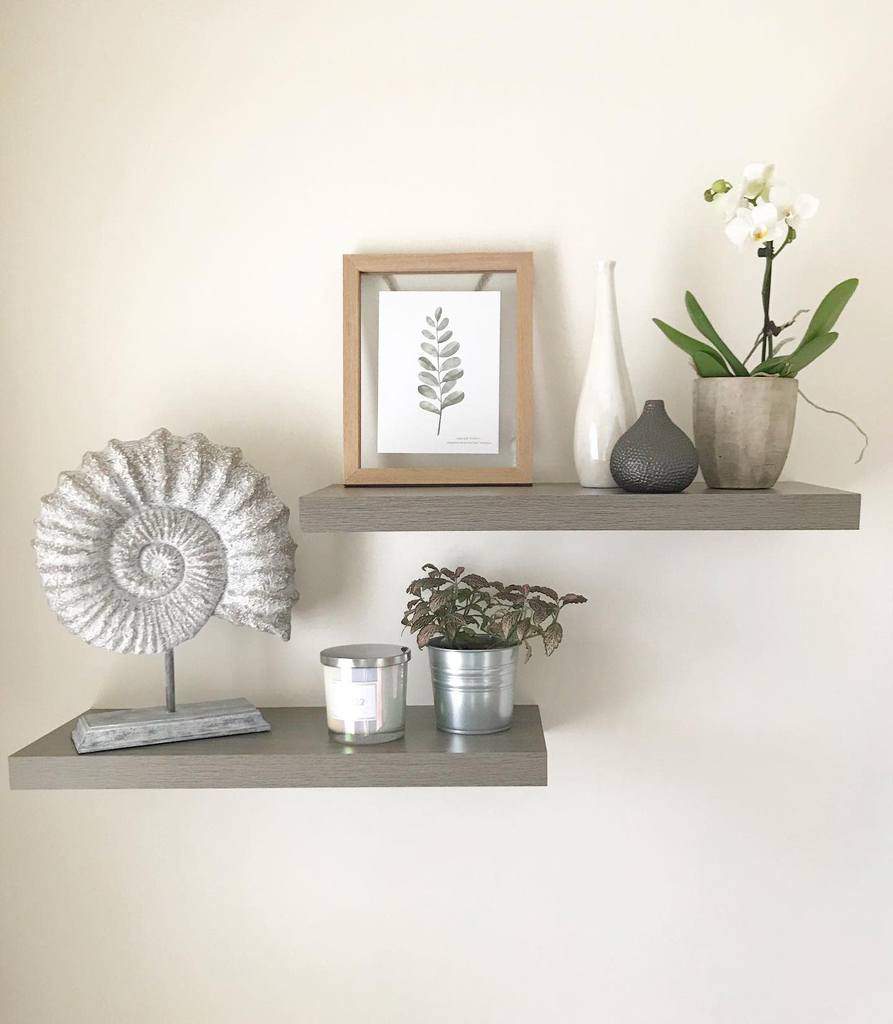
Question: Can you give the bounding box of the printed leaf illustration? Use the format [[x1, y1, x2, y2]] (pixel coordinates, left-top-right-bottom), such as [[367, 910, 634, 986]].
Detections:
[[415, 305, 465, 436], [442, 390, 465, 408]]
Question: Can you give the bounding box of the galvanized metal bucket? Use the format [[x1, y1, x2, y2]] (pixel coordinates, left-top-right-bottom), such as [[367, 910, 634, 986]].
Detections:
[[427, 638, 519, 734]]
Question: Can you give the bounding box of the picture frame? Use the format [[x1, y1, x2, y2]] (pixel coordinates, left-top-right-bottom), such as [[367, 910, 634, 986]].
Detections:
[[343, 252, 533, 485]]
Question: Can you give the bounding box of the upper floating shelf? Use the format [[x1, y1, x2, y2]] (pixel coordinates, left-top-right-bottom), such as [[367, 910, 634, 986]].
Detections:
[[298, 482, 860, 533]]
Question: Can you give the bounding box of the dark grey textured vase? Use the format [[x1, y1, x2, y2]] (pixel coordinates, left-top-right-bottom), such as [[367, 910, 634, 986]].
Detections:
[[609, 400, 698, 493]]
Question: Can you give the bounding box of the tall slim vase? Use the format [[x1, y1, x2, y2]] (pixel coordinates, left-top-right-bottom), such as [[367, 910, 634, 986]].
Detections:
[[574, 259, 635, 487]]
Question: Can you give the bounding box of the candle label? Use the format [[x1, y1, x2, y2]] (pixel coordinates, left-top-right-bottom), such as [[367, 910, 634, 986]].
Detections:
[[327, 681, 379, 722]]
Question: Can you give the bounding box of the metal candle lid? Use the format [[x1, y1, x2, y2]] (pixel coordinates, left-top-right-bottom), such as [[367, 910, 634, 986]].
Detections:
[[320, 644, 411, 668]]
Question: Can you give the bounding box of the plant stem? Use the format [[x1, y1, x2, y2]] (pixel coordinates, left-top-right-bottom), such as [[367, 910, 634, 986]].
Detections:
[[435, 323, 443, 436], [759, 241, 774, 362]]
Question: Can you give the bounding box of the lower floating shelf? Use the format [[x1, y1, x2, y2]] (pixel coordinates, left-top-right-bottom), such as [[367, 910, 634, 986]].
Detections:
[[8, 706, 547, 790]]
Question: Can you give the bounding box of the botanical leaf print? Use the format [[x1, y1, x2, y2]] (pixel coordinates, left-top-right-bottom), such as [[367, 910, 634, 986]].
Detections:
[[416, 306, 465, 435]]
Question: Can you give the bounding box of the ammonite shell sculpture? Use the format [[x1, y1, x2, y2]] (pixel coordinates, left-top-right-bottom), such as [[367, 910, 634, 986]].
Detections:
[[33, 428, 298, 654]]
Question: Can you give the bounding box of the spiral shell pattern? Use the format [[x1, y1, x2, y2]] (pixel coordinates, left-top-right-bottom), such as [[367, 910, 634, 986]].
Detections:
[[34, 429, 298, 654]]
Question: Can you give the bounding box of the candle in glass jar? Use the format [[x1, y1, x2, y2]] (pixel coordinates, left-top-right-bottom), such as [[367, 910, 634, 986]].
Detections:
[[320, 644, 410, 744]]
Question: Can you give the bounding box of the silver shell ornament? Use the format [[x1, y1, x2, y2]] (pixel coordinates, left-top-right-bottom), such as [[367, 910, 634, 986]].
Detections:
[[34, 428, 298, 654]]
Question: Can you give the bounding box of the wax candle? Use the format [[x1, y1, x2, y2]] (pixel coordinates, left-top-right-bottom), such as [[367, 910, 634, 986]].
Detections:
[[320, 645, 410, 744]]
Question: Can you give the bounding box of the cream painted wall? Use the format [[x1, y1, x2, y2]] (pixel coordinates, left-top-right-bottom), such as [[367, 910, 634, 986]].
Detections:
[[2, 2, 892, 1021]]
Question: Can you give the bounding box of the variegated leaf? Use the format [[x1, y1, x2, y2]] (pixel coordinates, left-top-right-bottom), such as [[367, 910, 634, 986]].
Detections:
[[542, 621, 563, 655]]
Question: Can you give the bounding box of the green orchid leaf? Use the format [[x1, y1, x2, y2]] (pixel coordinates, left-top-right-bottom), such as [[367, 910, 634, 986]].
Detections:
[[653, 318, 730, 373], [780, 331, 838, 376], [692, 349, 732, 377], [684, 292, 749, 376], [750, 355, 788, 375], [798, 279, 858, 349]]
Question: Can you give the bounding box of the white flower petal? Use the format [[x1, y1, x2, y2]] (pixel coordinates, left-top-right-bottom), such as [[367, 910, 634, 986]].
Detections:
[[752, 203, 779, 230], [743, 162, 770, 181], [769, 182, 795, 214], [725, 213, 752, 248], [716, 183, 746, 222], [742, 162, 775, 199], [770, 219, 789, 245], [794, 193, 819, 219]]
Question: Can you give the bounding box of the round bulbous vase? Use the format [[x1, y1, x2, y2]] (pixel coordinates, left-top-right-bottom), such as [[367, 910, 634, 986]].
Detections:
[[609, 400, 698, 493], [693, 377, 798, 489]]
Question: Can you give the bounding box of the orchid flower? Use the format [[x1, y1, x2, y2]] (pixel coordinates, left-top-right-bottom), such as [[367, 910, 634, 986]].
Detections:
[[769, 182, 820, 231], [725, 201, 788, 250], [741, 162, 775, 201]]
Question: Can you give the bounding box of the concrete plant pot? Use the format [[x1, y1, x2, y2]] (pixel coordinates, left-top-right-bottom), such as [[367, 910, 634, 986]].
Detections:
[[693, 377, 798, 489]]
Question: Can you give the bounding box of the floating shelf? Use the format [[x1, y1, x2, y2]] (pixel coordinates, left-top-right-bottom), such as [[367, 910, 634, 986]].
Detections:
[[299, 482, 860, 533], [8, 706, 547, 790]]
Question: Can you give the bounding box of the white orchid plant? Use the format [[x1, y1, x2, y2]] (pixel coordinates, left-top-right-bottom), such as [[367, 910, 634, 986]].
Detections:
[[654, 163, 858, 378]]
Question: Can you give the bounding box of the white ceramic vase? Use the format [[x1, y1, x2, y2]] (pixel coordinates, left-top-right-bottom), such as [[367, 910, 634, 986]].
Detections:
[[574, 259, 635, 487]]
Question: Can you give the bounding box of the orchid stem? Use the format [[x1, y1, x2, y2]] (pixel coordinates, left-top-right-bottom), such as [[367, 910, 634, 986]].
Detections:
[[759, 241, 774, 362]]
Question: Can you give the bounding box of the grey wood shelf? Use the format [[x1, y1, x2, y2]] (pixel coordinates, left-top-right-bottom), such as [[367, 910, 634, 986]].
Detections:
[[8, 706, 547, 790], [298, 482, 860, 533]]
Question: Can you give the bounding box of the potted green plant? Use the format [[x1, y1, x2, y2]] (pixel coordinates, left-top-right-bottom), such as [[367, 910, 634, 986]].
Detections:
[[401, 564, 587, 734], [653, 162, 862, 488]]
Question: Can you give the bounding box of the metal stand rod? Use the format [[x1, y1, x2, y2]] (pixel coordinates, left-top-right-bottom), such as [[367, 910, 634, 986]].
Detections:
[[164, 649, 176, 712]]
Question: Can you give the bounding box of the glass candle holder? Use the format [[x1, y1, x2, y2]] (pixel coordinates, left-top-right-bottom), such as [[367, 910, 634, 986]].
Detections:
[[320, 644, 410, 744]]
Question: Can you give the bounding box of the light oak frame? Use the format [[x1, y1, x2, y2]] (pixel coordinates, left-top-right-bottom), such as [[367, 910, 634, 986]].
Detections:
[[343, 252, 533, 485]]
